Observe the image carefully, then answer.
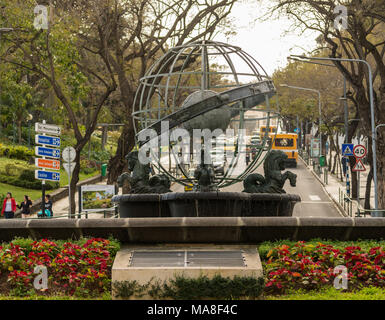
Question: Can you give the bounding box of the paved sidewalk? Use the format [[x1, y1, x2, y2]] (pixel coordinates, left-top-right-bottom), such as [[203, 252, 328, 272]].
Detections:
[[300, 155, 374, 217]]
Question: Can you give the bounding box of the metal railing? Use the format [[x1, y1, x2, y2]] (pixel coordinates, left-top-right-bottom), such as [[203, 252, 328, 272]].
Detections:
[[338, 188, 385, 217], [5, 207, 119, 220], [338, 188, 353, 217]]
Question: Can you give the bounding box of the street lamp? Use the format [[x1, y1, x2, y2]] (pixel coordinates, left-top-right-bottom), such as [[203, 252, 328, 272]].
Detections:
[[27, 113, 33, 148], [289, 55, 380, 216], [280, 84, 323, 156]]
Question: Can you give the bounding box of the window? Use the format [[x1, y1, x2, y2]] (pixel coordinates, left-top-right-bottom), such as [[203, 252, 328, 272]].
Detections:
[[274, 138, 294, 147]]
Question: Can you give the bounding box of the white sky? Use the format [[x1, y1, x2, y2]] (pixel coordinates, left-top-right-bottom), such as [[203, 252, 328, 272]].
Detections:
[[215, 0, 320, 76]]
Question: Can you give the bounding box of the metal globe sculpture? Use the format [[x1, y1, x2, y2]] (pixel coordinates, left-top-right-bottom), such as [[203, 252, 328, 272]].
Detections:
[[132, 40, 279, 190]]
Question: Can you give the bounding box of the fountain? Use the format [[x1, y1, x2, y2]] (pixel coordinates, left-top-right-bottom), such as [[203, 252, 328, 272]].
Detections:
[[112, 40, 301, 217]]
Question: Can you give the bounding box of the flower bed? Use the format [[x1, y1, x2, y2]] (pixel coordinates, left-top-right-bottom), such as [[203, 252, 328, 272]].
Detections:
[[0, 237, 120, 298], [262, 240, 385, 295]]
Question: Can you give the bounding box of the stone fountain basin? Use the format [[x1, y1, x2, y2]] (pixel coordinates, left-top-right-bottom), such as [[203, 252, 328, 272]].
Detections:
[[112, 192, 301, 218], [111, 194, 170, 218]]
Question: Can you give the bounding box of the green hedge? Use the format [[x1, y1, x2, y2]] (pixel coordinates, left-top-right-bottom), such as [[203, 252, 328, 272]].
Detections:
[[0, 144, 34, 161], [0, 172, 59, 190], [113, 274, 265, 300]]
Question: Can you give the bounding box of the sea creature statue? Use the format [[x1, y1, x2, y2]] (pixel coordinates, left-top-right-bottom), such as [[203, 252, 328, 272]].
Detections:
[[193, 149, 216, 192], [194, 163, 216, 192], [117, 151, 171, 194], [243, 150, 297, 194]]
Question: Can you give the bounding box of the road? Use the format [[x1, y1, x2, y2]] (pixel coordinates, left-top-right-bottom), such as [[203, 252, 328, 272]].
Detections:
[[172, 159, 342, 217]]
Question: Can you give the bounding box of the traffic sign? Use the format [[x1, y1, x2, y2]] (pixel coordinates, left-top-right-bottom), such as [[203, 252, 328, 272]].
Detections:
[[353, 144, 367, 159], [35, 146, 60, 159], [35, 122, 61, 136], [35, 134, 61, 148], [35, 170, 61, 181], [63, 162, 76, 175], [35, 158, 60, 170], [342, 143, 354, 156], [352, 159, 366, 172], [62, 147, 76, 162]]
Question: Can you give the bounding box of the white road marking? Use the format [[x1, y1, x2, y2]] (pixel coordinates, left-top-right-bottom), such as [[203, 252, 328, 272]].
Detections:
[[309, 195, 321, 201], [301, 201, 331, 204]]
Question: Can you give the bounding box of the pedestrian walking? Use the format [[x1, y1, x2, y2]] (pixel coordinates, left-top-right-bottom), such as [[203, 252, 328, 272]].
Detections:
[[18, 195, 33, 219], [1, 192, 17, 219]]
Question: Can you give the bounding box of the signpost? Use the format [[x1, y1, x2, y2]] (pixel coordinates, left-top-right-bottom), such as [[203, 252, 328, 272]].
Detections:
[[35, 146, 60, 159], [35, 134, 61, 148], [342, 143, 354, 156], [35, 120, 61, 217], [35, 122, 61, 135], [63, 147, 76, 218], [35, 170, 60, 181], [35, 158, 60, 170], [352, 144, 367, 173], [353, 144, 367, 159], [352, 160, 366, 172], [341, 143, 367, 203]]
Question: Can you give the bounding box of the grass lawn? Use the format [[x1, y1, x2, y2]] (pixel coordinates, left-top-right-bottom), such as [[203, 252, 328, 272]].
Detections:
[[265, 287, 385, 300], [0, 182, 47, 202]]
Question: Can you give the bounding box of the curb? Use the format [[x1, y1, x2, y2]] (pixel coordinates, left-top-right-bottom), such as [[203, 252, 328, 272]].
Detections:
[[298, 156, 347, 217]]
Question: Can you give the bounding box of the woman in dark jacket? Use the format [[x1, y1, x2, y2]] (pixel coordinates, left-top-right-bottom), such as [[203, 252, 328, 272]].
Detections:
[[18, 195, 33, 218]]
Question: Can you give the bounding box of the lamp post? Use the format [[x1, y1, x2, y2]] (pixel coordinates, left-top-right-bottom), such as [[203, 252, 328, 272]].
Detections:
[[27, 113, 33, 148], [280, 84, 322, 156], [289, 55, 379, 216]]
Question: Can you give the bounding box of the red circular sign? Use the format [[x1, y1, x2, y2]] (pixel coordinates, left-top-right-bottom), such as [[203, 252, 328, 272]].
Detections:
[[353, 144, 367, 159]]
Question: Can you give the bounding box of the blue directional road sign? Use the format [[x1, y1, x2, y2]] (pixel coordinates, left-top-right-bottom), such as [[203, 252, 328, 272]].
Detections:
[[35, 134, 61, 148], [35, 170, 60, 181], [342, 143, 354, 156], [35, 146, 60, 159]]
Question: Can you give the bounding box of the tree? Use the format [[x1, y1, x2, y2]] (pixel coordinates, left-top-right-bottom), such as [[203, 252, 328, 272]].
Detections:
[[68, 0, 237, 183], [272, 55, 347, 170], [268, 0, 385, 210], [1, 0, 117, 214]]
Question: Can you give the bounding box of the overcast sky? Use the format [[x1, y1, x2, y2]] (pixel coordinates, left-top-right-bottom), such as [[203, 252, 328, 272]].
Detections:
[[215, 0, 319, 76]]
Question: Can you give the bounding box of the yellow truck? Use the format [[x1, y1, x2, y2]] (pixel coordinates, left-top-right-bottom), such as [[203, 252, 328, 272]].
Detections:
[[271, 133, 298, 168]]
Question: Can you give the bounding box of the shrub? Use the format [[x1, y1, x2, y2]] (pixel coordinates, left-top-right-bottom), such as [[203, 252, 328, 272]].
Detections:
[[113, 274, 265, 300], [0, 174, 59, 190], [0, 144, 34, 161], [263, 241, 385, 294], [4, 164, 19, 176], [11, 238, 35, 256], [0, 237, 120, 297], [18, 170, 36, 182]]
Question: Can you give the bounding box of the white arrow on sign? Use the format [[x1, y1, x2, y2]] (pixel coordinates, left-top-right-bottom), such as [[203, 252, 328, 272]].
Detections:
[[35, 122, 61, 136], [62, 146, 76, 162], [63, 162, 76, 175]]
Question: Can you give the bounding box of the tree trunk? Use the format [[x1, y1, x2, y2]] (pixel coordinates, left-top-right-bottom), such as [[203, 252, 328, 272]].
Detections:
[[349, 156, 358, 199], [332, 152, 337, 174], [69, 152, 81, 217], [17, 119, 22, 144], [107, 124, 135, 184], [365, 165, 373, 210]]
